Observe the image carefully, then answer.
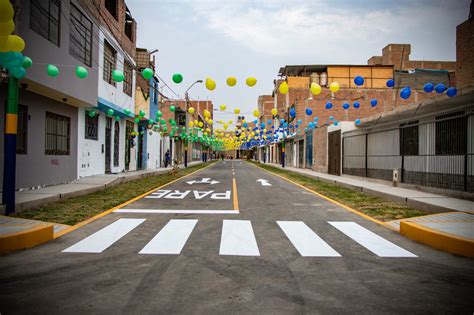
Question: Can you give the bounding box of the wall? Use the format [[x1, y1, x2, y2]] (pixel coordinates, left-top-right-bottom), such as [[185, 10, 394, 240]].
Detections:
[[456, 18, 474, 89], [77, 108, 105, 177]]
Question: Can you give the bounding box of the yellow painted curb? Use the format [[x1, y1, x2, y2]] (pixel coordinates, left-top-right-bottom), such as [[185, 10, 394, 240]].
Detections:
[[54, 161, 217, 238], [400, 221, 474, 258], [0, 224, 54, 254]]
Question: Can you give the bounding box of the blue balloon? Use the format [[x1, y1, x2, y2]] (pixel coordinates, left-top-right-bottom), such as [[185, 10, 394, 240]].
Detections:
[[343, 103, 350, 110], [305, 108, 312, 116], [290, 107, 296, 118], [354, 76, 364, 86], [260, 123, 265, 128], [423, 82, 434, 93], [370, 99, 377, 107], [329, 116, 334, 121], [400, 86, 411, 99], [355, 118, 361, 125], [435, 83, 446, 93], [243, 122, 248, 128], [446, 87, 457, 97], [283, 122, 288, 128], [267, 119, 272, 125], [253, 119, 258, 124], [280, 118, 285, 124], [334, 120, 339, 126], [297, 119, 302, 125], [325, 102, 333, 109], [353, 102, 360, 109], [314, 117, 318, 121], [386, 79, 395, 88]]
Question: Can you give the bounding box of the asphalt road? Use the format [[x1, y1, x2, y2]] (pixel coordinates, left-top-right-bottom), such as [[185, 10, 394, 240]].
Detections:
[[1, 160, 473, 314]]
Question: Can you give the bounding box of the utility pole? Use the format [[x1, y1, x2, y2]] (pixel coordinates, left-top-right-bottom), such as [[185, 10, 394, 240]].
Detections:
[[2, 76, 19, 215]]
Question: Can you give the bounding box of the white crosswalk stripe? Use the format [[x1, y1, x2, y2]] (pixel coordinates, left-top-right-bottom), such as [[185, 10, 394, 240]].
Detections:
[[62, 219, 417, 258], [139, 219, 197, 254], [328, 222, 417, 257]]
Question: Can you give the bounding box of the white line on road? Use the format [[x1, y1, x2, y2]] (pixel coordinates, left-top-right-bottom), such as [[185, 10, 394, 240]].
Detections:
[[329, 222, 417, 257], [139, 219, 198, 254], [62, 218, 145, 253], [257, 179, 272, 186], [114, 209, 239, 214], [277, 221, 341, 257], [220, 220, 260, 256]]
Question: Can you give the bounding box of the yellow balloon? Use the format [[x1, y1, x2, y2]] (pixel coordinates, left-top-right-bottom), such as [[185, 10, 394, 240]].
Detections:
[[8, 35, 25, 52], [188, 121, 194, 128], [219, 104, 226, 111], [246, 77, 257, 87], [208, 119, 213, 125], [279, 81, 289, 94], [219, 120, 223, 124], [223, 123, 228, 130], [253, 109, 260, 117], [0, 20, 14, 36], [234, 108, 240, 114], [188, 107, 195, 114], [198, 121, 203, 127], [271, 108, 278, 116], [194, 120, 199, 126], [203, 109, 211, 118], [205, 77, 216, 91], [227, 77, 237, 86], [0, 1, 14, 23], [310, 82, 322, 95], [329, 82, 340, 93], [228, 120, 233, 124]]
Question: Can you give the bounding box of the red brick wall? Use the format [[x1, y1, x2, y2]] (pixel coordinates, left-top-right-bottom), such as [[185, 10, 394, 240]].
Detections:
[[456, 18, 474, 89]]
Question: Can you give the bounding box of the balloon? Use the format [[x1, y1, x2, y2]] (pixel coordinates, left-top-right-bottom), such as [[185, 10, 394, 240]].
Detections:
[[354, 76, 364, 86], [227, 76, 237, 86], [188, 121, 194, 128], [329, 82, 340, 93], [115, 116, 120, 122], [0, 20, 14, 36], [198, 121, 203, 127], [112, 70, 124, 82], [205, 77, 216, 90], [355, 118, 361, 125], [386, 79, 395, 88], [188, 107, 195, 114], [297, 119, 302, 125], [343, 103, 350, 110], [279, 81, 289, 94], [47, 64, 59, 77], [305, 108, 312, 116], [435, 83, 446, 93], [124, 108, 131, 115], [22, 56, 32, 68], [334, 120, 339, 126], [423, 82, 434, 93], [234, 108, 240, 114], [353, 102, 360, 109], [156, 110, 162, 117], [325, 102, 333, 109], [88, 111, 96, 118], [246, 77, 257, 87], [148, 119, 154, 125], [446, 87, 457, 97], [329, 116, 334, 121], [310, 82, 321, 96], [204, 109, 211, 118], [142, 68, 153, 80], [220, 104, 226, 111], [253, 110, 260, 117], [170, 105, 176, 112], [267, 119, 272, 124], [139, 109, 146, 117], [172, 73, 183, 84], [370, 99, 377, 107], [289, 107, 296, 118], [208, 119, 213, 125], [271, 108, 278, 116], [76, 66, 88, 79], [0, 0, 14, 22], [107, 109, 114, 116], [400, 86, 411, 99], [8, 35, 24, 52], [134, 117, 140, 123], [11, 66, 25, 79]]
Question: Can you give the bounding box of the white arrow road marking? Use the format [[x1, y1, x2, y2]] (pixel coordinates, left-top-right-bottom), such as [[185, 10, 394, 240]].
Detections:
[[257, 179, 272, 186], [187, 178, 220, 185]]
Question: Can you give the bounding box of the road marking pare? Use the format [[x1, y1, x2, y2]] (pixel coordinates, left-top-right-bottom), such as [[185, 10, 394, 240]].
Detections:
[[145, 190, 231, 200]]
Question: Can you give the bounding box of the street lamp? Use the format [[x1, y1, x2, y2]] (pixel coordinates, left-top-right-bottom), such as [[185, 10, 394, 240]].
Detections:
[[184, 80, 203, 167]]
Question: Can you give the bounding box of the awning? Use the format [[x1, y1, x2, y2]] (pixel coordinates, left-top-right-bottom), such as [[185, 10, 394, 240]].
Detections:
[[97, 97, 135, 118]]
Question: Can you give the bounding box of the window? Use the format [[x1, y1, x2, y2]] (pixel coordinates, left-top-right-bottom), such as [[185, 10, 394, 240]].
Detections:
[[103, 40, 116, 86], [16, 105, 28, 154], [85, 111, 98, 140], [177, 112, 186, 126], [153, 80, 158, 104], [435, 112, 467, 155], [69, 3, 92, 66], [113, 121, 120, 166], [123, 60, 133, 96], [105, 0, 118, 20], [124, 7, 134, 42], [399, 121, 418, 156], [45, 112, 70, 155], [30, 0, 61, 46]]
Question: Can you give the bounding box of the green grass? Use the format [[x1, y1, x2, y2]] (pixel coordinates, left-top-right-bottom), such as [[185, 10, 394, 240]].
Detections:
[[13, 162, 215, 226], [250, 161, 428, 222]]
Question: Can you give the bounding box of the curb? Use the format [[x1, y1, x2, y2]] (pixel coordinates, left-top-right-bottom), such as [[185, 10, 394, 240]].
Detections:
[[0, 224, 54, 254], [400, 221, 474, 258]]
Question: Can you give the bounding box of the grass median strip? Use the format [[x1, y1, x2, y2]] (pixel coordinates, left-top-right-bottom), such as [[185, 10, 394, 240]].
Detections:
[[12, 162, 215, 226], [251, 161, 428, 222]]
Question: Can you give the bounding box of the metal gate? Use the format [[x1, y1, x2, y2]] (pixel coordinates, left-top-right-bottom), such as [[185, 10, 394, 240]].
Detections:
[[306, 131, 313, 168]]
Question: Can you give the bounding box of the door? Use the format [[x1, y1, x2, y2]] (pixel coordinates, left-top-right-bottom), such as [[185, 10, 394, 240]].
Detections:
[[328, 130, 341, 175], [306, 131, 313, 169], [113, 121, 120, 168], [125, 121, 133, 171], [137, 131, 143, 169], [298, 140, 304, 168], [105, 117, 112, 173]]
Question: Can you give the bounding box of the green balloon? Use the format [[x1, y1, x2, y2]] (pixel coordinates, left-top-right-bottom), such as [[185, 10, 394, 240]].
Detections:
[[107, 109, 114, 116], [160, 119, 166, 125], [134, 117, 140, 123], [156, 110, 162, 118], [76, 66, 88, 79], [170, 105, 176, 112], [170, 132, 174, 137], [172, 73, 183, 84], [115, 116, 120, 121], [142, 68, 153, 80], [148, 119, 154, 125], [112, 70, 124, 82], [88, 111, 96, 118], [23, 56, 32, 69], [124, 108, 131, 115], [139, 109, 146, 117], [47, 64, 59, 77]]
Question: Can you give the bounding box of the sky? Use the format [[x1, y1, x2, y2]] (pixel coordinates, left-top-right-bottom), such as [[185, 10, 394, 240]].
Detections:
[[127, 0, 470, 123]]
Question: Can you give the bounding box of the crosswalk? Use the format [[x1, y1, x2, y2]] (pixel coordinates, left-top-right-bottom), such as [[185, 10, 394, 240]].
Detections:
[[62, 219, 417, 258]]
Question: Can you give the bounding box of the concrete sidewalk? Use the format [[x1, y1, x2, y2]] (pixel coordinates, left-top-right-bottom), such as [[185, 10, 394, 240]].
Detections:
[[1, 161, 203, 212], [264, 162, 473, 214]]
